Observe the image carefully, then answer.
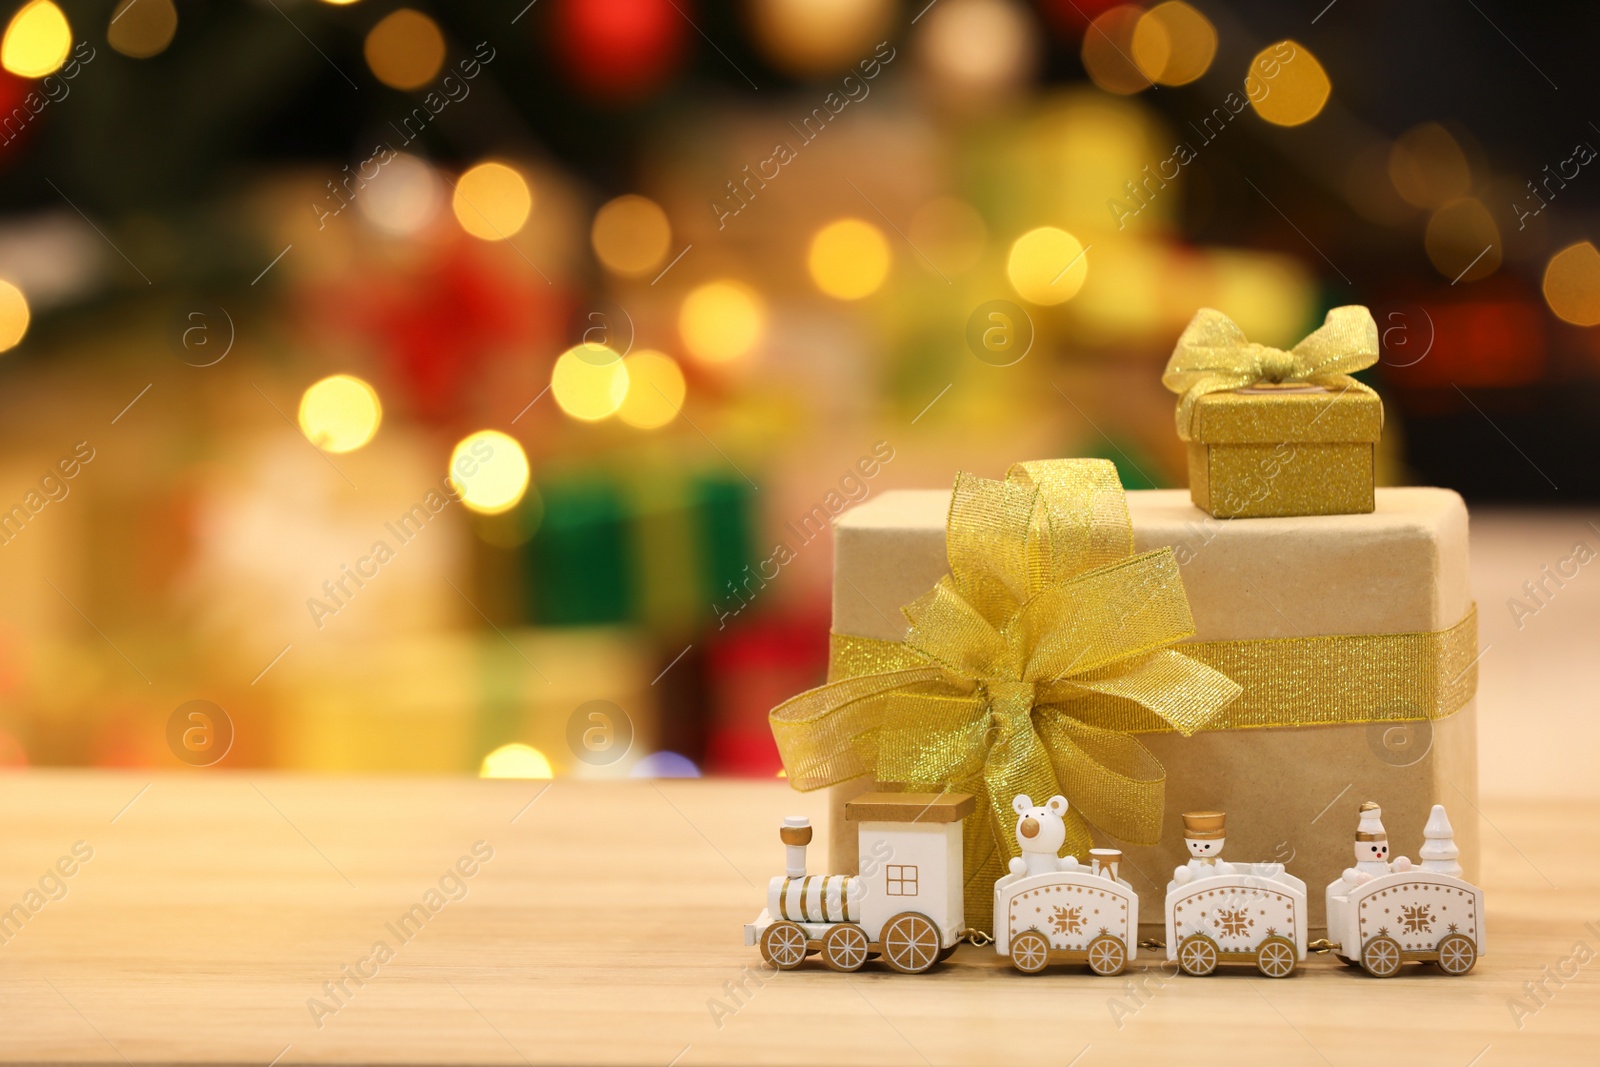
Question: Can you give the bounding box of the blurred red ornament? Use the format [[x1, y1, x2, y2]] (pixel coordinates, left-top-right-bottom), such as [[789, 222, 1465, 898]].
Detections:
[[1377, 284, 1546, 392], [0, 71, 35, 164], [1037, 0, 1126, 38], [551, 0, 688, 101], [316, 238, 560, 422]]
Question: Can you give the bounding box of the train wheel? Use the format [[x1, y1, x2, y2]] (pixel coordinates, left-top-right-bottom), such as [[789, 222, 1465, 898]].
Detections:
[[1436, 933, 1477, 976], [1009, 930, 1051, 975], [1087, 934, 1127, 977], [936, 944, 959, 963], [881, 912, 941, 974], [760, 921, 808, 971], [1256, 936, 1297, 978], [1361, 935, 1402, 978], [822, 924, 870, 972], [1177, 934, 1218, 976]]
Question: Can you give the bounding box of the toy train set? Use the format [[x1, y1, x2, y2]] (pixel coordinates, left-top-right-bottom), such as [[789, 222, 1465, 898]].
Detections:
[[744, 791, 1483, 979]]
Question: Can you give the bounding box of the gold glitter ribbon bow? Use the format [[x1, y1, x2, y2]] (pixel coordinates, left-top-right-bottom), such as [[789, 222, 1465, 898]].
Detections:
[[1162, 306, 1380, 440], [769, 459, 1242, 919]]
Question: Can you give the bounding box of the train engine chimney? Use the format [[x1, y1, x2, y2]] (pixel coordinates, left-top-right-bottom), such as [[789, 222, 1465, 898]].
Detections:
[[780, 816, 812, 878]]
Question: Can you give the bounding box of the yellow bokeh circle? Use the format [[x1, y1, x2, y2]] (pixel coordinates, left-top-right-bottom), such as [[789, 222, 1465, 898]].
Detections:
[[2, 0, 70, 77], [0, 280, 29, 353], [1424, 197, 1500, 283], [1543, 242, 1600, 327], [592, 195, 671, 276], [364, 8, 445, 90], [747, 0, 895, 77], [617, 350, 686, 430], [1388, 123, 1472, 210], [452, 161, 533, 241], [808, 217, 891, 300], [479, 743, 553, 778], [680, 281, 764, 364], [450, 430, 530, 515], [1007, 227, 1089, 306], [1132, 1, 1216, 86], [1082, 5, 1150, 95], [108, 0, 177, 59], [297, 374, 382, 454], [551, 345, 630, 422], [1246, 40, 1330, 127]]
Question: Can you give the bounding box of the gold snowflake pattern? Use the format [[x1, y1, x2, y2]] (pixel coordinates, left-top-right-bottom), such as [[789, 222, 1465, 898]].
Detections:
[[1216, 907, 1254, 938], [1401, 904, 1435, 934], [1050, 904, 1085, 936]]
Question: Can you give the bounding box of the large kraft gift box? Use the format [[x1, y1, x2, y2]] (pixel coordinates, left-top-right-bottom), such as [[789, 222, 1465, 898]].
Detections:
[[821, 486, 1477, 936]]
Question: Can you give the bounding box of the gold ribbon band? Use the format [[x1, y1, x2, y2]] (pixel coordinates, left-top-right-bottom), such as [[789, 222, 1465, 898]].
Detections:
[[828, 602, 1478, 735]]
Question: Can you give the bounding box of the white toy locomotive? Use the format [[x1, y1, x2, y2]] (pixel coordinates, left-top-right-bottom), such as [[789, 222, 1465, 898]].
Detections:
[[744, 791, 973, 974], [749, 791, 1483, 979]]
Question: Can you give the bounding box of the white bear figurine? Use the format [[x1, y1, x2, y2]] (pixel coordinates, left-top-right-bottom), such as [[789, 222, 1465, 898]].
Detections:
[[1007, 794, 1080, 877]]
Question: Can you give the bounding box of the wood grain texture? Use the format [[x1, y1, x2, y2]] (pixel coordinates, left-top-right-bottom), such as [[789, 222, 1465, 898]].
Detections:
[[0, 772, 1595, 1065]]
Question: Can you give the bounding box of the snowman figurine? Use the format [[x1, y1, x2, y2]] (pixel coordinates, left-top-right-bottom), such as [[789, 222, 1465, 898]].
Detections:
[[1172, 810, 1236, 885], [1340, 801, 1413, 886]]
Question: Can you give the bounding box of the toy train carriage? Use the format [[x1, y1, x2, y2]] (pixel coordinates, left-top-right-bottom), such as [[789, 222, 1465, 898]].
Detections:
[[1165, 864, 1308, 978], [1327, 869, 1484, 978], [744, 792, 973, 974], [995, 856, 1137, 976]]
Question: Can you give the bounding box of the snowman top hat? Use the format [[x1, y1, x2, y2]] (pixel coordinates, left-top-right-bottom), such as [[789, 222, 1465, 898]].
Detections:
[[1355, 800, 1387, 842]]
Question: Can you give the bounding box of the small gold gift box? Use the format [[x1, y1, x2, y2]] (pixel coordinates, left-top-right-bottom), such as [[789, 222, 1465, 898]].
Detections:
[[1164, 306, 1385, 520], [1186, 382, 1383, 519]]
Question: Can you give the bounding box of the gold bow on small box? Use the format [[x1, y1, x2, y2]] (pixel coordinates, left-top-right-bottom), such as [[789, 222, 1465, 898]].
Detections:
[[770, 459, 1242, 926], [1162, 307, 1384, 518]]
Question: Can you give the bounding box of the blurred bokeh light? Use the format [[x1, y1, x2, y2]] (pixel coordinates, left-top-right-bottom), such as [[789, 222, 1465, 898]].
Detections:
[[0, 279, 28, 352], [358, 153, 445, 237], [591, 194, 671, 277], [1008, 226, 1089, 305], [107, 0, 177, 59], [748, 0, 894, 76], [680, 281, 764, 364], [1132, 2, 1215, 86], [617, 350, 686, 430], [298, 375, 383, 454], [919, 0, 1038, 106], [2, 0, 68, 76], [1425, 197, 1501, 283], [1082, 6, 1150, 95], [452, 160, 533, 241], [551, 344, 630, 422], [808, 218, 891, 300], [480, 742, 554, 778], [1543, 242, 1600, 326], [1390, 124, 1474, 210], [1246, 40, 1330, 127], [364, 8, 445, 90], [451, 430, 532, 515]]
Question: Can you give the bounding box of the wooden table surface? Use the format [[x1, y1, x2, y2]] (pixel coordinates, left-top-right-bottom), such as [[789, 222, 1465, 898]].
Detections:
[[1, 773, 1596, 1066]]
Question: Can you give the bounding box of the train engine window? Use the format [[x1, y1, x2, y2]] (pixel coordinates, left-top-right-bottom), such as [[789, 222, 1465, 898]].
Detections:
[[885, 864, 918, 896]]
